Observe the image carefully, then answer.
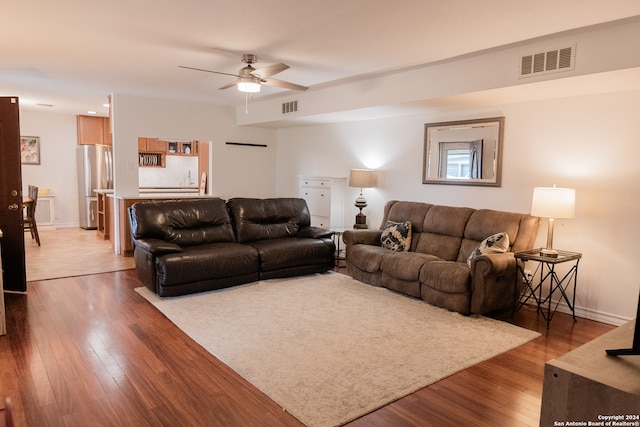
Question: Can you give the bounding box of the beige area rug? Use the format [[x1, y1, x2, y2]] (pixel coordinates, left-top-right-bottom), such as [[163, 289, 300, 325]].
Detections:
[[25, 228, 135, 282], [136, 272, 540, 427]]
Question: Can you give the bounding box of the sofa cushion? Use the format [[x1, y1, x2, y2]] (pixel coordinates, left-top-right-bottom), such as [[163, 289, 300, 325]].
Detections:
[[380, 251, 441, 282], [415, 205, 474, 261], [466, 232, 510, 267], [380, 220, 412, 252], [130, 198, 236, 246], [156, 242, 259, 286], [420, 261, 471, 294], [246, 237, 334, 272], [348, 244, 389, 273], [227, 198, 311, 243]]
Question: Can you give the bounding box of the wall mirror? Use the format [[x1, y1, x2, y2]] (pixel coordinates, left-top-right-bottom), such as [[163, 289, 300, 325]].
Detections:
[[423, 117, 504, 187]]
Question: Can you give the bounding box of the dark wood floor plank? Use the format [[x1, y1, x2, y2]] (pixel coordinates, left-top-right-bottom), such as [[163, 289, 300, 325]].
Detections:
[[0, 269, 616, 426]]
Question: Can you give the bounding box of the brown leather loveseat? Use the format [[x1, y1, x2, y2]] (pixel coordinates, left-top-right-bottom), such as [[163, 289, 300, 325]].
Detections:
[[343, 200, 540, 314], [129, 197, 335, 297]]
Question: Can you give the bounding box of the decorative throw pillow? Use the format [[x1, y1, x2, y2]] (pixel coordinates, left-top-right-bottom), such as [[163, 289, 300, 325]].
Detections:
[[380, 221, 412, 252], [467, 232, 510, 267]]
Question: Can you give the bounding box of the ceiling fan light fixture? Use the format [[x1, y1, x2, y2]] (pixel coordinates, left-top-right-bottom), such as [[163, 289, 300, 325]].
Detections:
[[237, 76, 261, 93]]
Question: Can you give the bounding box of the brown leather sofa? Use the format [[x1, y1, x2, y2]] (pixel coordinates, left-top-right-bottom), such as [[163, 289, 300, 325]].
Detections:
[[129, 197, 335, 297], [343, 200, 540, 314]]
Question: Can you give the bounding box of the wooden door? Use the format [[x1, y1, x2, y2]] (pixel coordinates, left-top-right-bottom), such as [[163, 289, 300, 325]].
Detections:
[[0, 97, 27, 292]]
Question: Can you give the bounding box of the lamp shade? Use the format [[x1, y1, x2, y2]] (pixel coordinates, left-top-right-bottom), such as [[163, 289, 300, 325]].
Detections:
[[531, 187, 575, 219], [349, 169, 376, 188]]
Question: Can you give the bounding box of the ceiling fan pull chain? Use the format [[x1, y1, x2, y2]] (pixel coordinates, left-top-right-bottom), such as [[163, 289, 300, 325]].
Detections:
[[245, 92, 249, 114]]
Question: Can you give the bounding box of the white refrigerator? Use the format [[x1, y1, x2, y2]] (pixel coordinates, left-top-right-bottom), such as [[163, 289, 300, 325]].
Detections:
[[76, 145, 113, 229]]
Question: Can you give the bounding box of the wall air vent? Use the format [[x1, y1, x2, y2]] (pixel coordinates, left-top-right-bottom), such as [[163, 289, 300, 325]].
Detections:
[[282, 100, 298, 114], [519, 45, 575, 78]]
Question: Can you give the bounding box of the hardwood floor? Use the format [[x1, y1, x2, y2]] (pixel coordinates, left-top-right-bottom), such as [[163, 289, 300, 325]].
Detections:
[[1, 267, 615, 426]]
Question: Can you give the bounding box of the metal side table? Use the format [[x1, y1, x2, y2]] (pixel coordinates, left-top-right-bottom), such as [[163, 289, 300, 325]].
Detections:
[[513, 249, 582, 329]]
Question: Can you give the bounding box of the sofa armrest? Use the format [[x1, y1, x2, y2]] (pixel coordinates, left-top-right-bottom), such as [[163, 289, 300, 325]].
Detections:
[[133, 238, 183, 255], [471, 252, 514, 276], [343, 229, 383, 247], [469, 252, 517, 314], [298, 226, 334, 239]]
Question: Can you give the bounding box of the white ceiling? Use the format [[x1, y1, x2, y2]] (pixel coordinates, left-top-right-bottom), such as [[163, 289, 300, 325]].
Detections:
[[2, 1, 640, 118]]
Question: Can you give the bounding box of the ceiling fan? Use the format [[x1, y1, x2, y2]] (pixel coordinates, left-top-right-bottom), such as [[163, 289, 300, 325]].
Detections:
[[179, 54, 308, 93]]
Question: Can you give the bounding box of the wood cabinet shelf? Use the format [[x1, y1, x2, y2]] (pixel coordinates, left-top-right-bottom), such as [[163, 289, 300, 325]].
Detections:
[[167, 140, 198, 156]]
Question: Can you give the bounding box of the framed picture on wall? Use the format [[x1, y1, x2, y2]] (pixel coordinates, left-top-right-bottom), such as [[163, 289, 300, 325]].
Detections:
[[20, 136, 40, 165]]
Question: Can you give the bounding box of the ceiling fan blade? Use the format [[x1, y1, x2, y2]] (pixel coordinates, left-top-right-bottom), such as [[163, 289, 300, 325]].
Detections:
[[178, 65, 238, 78], [250, 63, 289, 78], [262, 78, 308, 91], [218, 79, 239, 90]]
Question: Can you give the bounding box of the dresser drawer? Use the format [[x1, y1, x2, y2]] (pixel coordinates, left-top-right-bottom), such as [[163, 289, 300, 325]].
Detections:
[[300, 187, 331, 217], [300, 178, 331, 189], [310, 215, 331, 229]]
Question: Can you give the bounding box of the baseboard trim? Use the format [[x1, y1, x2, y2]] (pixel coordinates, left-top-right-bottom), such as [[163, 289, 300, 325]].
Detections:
[[552, 300, 631, 326]]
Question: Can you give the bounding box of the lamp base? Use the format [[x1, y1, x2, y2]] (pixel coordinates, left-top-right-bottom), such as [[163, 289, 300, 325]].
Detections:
[[539, 248, 559, 258], [354, 212, 368, 229]]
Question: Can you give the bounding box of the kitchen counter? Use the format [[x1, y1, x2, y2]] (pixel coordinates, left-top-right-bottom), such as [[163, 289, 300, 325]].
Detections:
[[138, 187, 198, 194], [111, 192, 208, 200]]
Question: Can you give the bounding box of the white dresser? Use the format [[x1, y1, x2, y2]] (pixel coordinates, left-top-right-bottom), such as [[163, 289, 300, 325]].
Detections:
[[298, 176, 345, 229]]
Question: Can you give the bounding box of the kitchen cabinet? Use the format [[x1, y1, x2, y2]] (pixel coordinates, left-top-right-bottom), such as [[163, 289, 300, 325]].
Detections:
[[167, 140, 198, 156], [96, 190, 112, 240], [138, 138, 166, 168], [77, 115, 111, 145], [138, 137, 166, 153], [298, 176, 345, 229]]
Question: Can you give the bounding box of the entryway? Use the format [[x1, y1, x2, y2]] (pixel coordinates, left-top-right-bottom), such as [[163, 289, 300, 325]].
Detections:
[[24, 228, 135, 282]]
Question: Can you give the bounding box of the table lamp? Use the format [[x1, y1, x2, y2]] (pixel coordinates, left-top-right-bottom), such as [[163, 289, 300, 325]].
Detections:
[[530, 185, 575, 257], [349, 169, 376, 229]]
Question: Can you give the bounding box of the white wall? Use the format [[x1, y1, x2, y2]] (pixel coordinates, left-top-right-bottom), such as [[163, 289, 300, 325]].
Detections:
[[19, 110, 79, 228], [276, 89, 640, 324], [111, 94, 278, 199], [18, 96, 279, 228]]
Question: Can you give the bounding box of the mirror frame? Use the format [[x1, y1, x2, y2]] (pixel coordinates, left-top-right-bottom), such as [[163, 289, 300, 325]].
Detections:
[[422, 117, 504, 187]]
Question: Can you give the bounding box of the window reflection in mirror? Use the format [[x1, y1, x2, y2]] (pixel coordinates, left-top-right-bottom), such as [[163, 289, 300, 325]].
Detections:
[[423, 117, 504, 187]]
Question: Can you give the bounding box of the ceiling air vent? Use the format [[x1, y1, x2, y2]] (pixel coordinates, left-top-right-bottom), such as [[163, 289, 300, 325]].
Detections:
[[282, 100, 298, 114], [519, 45, 575, 78]]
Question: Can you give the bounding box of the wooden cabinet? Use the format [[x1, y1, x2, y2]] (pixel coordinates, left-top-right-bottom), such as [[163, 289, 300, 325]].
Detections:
[[96, 191, 112, 240], [138, 138, 166, 168], [77, 115, 111, 145], [138, 137, 166, 153], [167, 140, 198, 156], [298, 177, 345, 229]]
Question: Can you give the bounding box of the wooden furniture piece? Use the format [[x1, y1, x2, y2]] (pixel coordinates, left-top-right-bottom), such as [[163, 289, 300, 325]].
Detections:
[[167, 140, 198, 156], [514, 248, 581, 329], [138, 138, 167, 167], [23, 185, 40, 246], [138, 137, 167, 153], [0, 230, 5, 335], [540, 320, 640, 424], [96, 190, 113, 240], [77, 115, 111, 145], [298, 176, 345, 229]]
